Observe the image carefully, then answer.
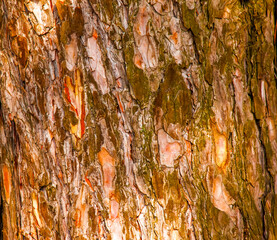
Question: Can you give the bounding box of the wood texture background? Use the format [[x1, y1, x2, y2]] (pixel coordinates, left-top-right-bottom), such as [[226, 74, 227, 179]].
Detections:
[[0, 0, 276, 239]]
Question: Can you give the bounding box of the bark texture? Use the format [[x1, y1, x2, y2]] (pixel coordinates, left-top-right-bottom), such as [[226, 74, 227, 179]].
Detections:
[[0, 0, 277, 239]]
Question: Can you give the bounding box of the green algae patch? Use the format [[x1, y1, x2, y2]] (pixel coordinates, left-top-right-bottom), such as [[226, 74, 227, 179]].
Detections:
[[179, 1, 200, 37], [88, 207, 98, 233], [152, 169, 165, 201], [100, 0, 115, 22], [137, 159, 156, 194], [72, 7, 84, 37], [204, 61, 213, 85], [63, 105, 79, 132], [140, 124, 153, 159], [56, 4, 84, 45], [163, 170, 188, 227], [124, 42, 151, 106], [154, 63, 192, 126]]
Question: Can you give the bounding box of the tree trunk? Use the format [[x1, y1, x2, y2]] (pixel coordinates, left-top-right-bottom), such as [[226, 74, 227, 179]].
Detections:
[[0, 0, 276, 239]]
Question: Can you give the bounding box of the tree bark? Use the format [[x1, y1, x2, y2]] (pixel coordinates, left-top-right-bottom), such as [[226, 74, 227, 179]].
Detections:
[[0, 0, 276, 239]]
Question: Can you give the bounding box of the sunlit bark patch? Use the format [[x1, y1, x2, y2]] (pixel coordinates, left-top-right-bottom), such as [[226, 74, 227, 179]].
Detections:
[[158, 129, 182, 167], [25, 0, 54, 35], [134, 52, 144, 69], [110, 199, 119, 220], [223, 6, 231, 19], [98, 147, 116, 167], [97, 147, 116, 198], [212, 175, 235, 218], [170, 32, 178, 45], [64, 69, 85, 138], [212, 124, 229, 170], [97, 147, 123, 238], [215, 134, 227, 168], [86, 33, 109, 94], [135, 6, 149, 36], [133, 3, 158, 70], [266, 117, 276, 141], [65, 34, 78, 71], [2, 165, 11, 204], [74, 187, 88, 230], [32, 192, 43, 228], [109, 218, 123, 240], [85, 172, 95, 192]]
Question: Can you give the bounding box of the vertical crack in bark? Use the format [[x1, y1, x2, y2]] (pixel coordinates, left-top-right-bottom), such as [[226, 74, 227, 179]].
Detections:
[[247, 33, 272, 240], [252, 115, 272, 240], [188, 29, 200, 64], [247, 2, 274, 237], [10, 120, 24, 239]]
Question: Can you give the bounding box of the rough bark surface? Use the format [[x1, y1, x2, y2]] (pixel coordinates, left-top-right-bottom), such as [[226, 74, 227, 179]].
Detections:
[[0, 0, 277, 239]]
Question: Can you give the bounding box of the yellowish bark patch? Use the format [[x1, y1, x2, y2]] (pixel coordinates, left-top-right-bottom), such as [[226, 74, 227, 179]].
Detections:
[[2, 165, 11, 204]]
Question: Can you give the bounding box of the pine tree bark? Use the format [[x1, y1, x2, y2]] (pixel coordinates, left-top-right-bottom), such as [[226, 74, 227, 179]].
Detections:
[[0, 0, 276, 239]]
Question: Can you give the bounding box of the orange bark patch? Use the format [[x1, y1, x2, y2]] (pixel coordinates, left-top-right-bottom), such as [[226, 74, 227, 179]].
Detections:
[[170, 32, 178, 45], [98, 147, 116, 198], [98, 147, 115, 166], [75, 209, 81, 227], [64, 77, 76, 113], [110, 199, 119, 220], [64, 69, 86, 138], [2, 165, 11, 203], [11, 36, 28, 66], [135, 58, 142, 68], [32, 192, 43, 228], [135, 6, 148, 36], [102, 164, 115, 190], [214, 133, 228, 169], [81, 96, 86, 136], [85, 173, 95, 192], [222, 6, 231, 19], [93, 29, 98, 39], [74, 205, 86, 228], [158, 129, 182, 167], [134, 54, 143, 69], [211, 121, 229, 171], [75, 187, 87, 228], [58, 170, 63, 181], [185, 140, 191, 155], [116, 93, 124, 113], [116, 79, 121, 88]]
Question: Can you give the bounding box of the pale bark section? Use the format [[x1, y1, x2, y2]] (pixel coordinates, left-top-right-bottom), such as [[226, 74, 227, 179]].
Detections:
[[0, 0, 276, 239]]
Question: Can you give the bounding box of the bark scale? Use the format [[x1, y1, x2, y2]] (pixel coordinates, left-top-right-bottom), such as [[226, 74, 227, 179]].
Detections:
[[0, 0, 276, 239]]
